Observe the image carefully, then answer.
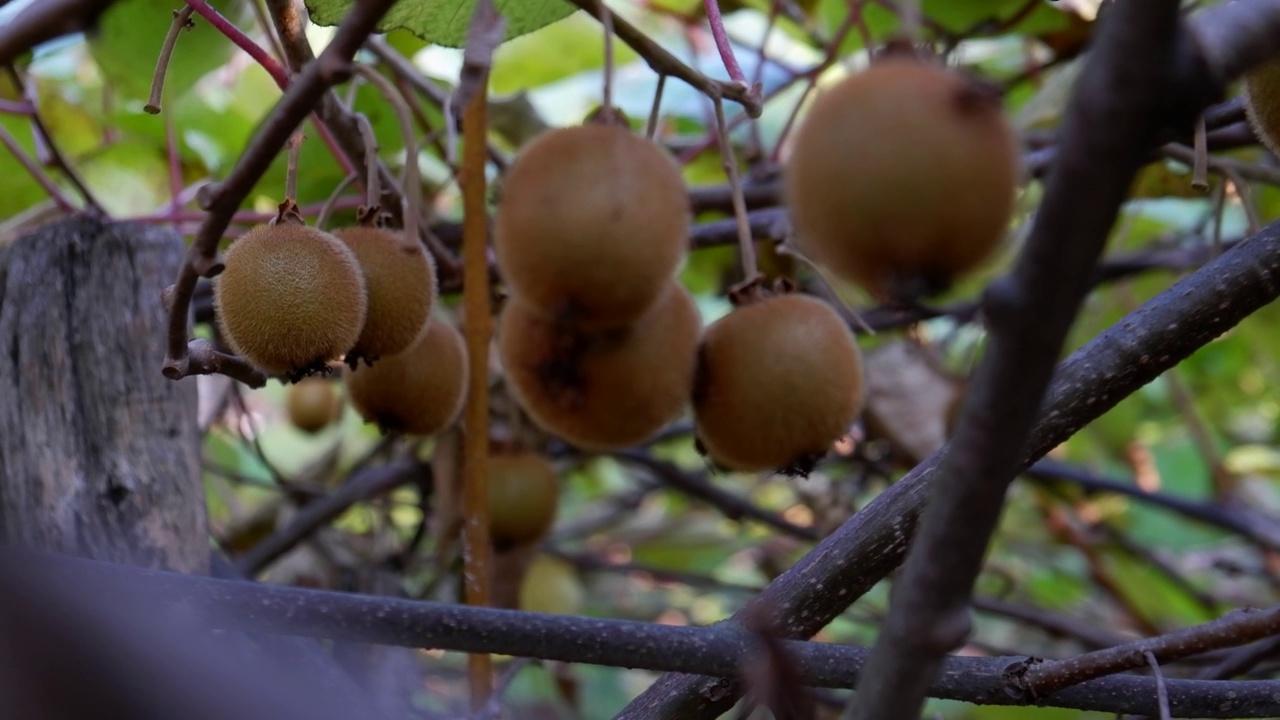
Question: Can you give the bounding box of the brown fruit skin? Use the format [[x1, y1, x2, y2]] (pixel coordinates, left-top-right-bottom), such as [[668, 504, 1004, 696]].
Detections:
[[286, 376, 343, 433], [344, 316, 468, 436], [332, 226, 438, 364], [693, 293, 865, 473], [214, 223, 368, 378], [1245, 56, 1280, 157], [488, 452, 560, 548], [498, 282, 702, 451], [494, 123, 691, 330], [784, 57, 1019, 302]]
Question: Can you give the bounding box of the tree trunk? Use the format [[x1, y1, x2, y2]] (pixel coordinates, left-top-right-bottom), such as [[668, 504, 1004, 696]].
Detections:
[[0, 215, 207, 574]]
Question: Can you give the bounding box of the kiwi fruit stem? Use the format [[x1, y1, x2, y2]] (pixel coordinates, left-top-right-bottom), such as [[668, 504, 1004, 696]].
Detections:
[[351, 64, 423, 255]]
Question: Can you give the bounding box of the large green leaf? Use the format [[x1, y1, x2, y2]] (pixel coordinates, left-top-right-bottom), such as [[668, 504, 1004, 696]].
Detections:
[[304, 0, 577, 49]]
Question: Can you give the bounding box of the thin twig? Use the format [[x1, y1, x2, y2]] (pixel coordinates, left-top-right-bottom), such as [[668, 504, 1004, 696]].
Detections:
[[703, 0, 747, 85], [350, 65, 421, 250], [712, 97, 758, 284], [646, 74, 667, 140], [145, 6, 195, 114], [566, 0, 762, 118], [1016, 604, 1280, 699]]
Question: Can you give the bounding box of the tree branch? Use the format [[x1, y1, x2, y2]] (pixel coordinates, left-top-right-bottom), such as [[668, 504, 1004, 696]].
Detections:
[[0, 0, 117, 66], [1015, 604, 1280, 699], [8, 549, 1280, 719]]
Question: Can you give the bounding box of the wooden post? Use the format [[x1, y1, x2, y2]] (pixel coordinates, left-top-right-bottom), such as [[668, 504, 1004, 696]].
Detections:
[[0, 216, 206, 574]]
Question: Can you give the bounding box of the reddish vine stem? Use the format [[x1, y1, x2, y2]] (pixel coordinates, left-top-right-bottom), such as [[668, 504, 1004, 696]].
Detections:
[[0, 121, 78, 212], [183, 0, 355, 178], [703, 0, 747, 85]]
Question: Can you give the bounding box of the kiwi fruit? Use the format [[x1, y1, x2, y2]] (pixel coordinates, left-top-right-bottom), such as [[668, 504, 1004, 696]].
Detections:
[[498, 282, 702, 451], [518, 554, 585, 615], [332, 225, 438, 365], [488, 452, 560, 548], [344, 315, 468, 436], [693, 292, 865, 475], [286, 376, 343, 433], [494, 123, 691, 330], [1245, 55, 1280, 157], [214, 222, 368, 379], [784, 55, 1019, 303]]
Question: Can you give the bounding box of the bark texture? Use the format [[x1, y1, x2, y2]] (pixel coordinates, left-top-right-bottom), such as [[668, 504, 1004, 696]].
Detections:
[[0, 215, 206, 573]]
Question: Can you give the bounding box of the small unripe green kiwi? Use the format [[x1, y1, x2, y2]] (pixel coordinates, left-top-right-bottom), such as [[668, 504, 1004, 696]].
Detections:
[[286, 376, 343, 433], [693, 292, 865, 475], [785, 56, 1019, 302], [488, 452, 560, 548], [494, 123, 691, 330], [332, 225, 438, 365], [519, 554, 585, 615], [1245, 56, 1280, 157], [498, 282, 702, 451], [214, 223, 368, 378], [344, 315, 468, 436]]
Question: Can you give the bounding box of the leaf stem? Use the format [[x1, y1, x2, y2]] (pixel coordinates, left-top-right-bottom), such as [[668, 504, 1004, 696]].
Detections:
[[703, 0, 746, 85], [145, 5, 194, 114]]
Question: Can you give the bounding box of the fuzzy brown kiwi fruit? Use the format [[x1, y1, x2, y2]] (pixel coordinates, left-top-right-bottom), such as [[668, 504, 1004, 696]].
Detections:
[[494, 123, 691, 330], [784, 55, 1019, 303], [214, 222, 368, 379], [331, 226, 438, 365], [693, 292, 865, 475], [344, 315, 468, 436], [498, 282, 702, 451], [286, 376, 343, 433], [1245, 56, 1280, 157], [488, 452, 560, 548]]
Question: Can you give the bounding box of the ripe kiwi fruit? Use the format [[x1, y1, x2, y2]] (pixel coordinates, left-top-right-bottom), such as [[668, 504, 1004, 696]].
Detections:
[[1244, 56, 1280, 157], [784, 54, 1019, 303], [344, 315, 468, 436], [331, 225, 438, 366], [488, 452, 560, 549], [286, 376, 343, 434], [693, 292, 865, 475], [214, 222, 368, 379], [494, 122, 691, 330], [498, 282, 702, 451]]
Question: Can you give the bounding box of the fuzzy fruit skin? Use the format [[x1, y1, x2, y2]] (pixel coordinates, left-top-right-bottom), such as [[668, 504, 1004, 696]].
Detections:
[[494, 123, 691, 330], [214, 223, 368, 377], [1245, 56, 1280, 157], [785, 58, 1019, 301], [693, 293, 865, 473], [498, 282, 702, 451], [286, 376, 343, 433], [332, 226, 438, 363], [488, 453, 559, 547], [344, 316, 468, 436]]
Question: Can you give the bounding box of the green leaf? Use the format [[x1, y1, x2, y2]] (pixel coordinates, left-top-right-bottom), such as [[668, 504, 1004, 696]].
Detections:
[[490, 12, 637, 95], [303, 0, 578, 49], [86, 0, 253, 103]]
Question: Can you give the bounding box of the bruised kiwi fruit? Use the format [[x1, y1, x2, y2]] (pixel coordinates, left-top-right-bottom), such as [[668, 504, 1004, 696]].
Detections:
[[498, 282, 701, 451], [488, 452, 560, 548], [332, 225, 438, 365], [693, 292, 865, 475], [214, 222, 368, 379], [344, 315, 467, 436], [286, 376, 343, 434], [494, 123, 691, 330], [785, 54, 1019, 303], [1245, 55, 1280, 157]]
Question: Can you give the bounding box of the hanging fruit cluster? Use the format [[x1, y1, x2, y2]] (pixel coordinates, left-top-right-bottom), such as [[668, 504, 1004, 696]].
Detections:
[[494, 115, 702, 452], [215, 208, 465, 441]]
